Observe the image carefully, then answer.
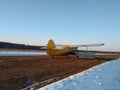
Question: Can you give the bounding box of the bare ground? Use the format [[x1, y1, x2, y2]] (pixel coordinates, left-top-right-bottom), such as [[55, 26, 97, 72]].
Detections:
[[0, 56, 108, 90]]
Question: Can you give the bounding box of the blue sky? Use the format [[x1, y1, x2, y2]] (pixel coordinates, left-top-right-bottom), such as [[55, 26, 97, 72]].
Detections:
[[0, 0, 120, 51]]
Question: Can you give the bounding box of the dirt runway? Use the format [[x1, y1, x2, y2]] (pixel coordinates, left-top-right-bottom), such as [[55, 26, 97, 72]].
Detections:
[[0, 56, 105, 90]]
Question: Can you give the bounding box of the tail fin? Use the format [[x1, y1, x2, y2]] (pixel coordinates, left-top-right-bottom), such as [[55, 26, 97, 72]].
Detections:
[[47, 39, 56, 49]]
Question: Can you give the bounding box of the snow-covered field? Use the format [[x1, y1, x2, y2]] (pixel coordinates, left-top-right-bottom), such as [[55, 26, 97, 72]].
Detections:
[[0, 51, 47, 56], [39, 59, 120, 90]]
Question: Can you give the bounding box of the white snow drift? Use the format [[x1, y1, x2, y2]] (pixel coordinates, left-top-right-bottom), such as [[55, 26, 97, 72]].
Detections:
[[39, 59, 120, 90], [0, 51, 47, 56]]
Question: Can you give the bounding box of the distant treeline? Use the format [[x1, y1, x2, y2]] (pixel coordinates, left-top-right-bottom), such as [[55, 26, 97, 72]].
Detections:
[[0, 41, 45, 50]]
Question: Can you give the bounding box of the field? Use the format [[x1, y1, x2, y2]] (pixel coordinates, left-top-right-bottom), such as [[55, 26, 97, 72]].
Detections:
[[0, 55, 108, 90]]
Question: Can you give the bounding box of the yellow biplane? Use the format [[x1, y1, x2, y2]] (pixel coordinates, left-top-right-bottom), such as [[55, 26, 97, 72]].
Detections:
[[46, 39, 104, 58]]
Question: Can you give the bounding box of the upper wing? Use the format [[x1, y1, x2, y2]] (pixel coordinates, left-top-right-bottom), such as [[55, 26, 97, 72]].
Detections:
[[71, 43, 104, 47], [56, 43, 104, 48]]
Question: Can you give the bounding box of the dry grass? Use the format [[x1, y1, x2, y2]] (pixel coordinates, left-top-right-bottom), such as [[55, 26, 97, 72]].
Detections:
[[0, 55, 119, 90], [95, 54, 120, 60]]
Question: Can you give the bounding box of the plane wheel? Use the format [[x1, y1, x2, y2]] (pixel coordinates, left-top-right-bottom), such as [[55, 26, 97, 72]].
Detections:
[[76, 55, 79, 58]]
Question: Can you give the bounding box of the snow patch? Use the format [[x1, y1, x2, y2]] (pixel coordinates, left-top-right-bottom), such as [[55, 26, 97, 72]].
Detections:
[[0, 51, 47, 56], [39, 59, 120, 90]]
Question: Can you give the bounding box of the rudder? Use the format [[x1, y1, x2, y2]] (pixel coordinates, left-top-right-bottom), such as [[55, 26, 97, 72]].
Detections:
[[47, 39, 56, 49]]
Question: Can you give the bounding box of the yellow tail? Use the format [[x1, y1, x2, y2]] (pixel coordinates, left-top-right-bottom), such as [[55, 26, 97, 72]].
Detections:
[[47, 39, 56, 49]]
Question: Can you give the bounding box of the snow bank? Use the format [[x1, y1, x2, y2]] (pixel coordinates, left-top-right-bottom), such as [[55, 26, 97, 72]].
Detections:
[[39, 59, 120, 90], [0, 51, 47, 56]]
